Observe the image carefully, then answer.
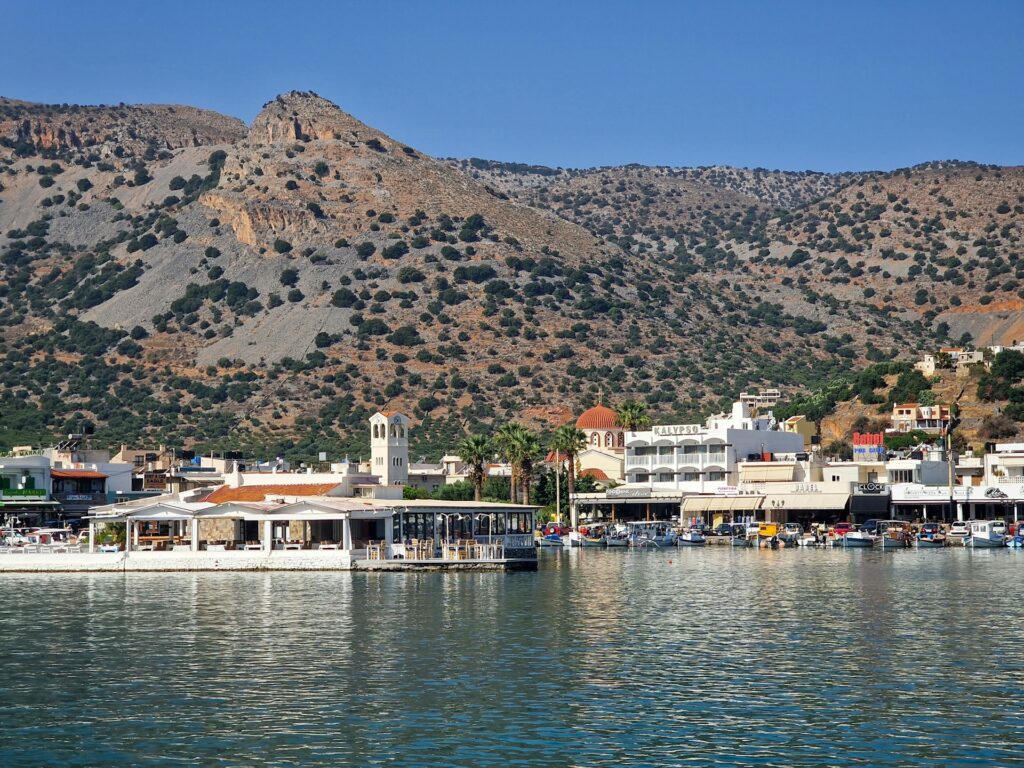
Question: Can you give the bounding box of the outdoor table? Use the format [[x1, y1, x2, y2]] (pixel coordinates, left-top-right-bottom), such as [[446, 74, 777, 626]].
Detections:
[[242, 544, 261, 551], [390, 543, 407, 559], [208, 544, 227, 552], [98, 545, 120, 553], [283, 543, 302, 550], [318, 543, 339, 550]]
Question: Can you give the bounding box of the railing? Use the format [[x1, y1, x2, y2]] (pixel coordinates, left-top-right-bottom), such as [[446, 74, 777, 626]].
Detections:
[[502, 534, 534, 548], [996, 476, 1024, 484]]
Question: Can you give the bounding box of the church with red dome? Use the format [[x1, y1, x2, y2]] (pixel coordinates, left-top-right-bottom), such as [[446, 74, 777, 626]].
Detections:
[[575, 404, 625, 452]]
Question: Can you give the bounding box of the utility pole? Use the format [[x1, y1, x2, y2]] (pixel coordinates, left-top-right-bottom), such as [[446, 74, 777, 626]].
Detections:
[[946, 404, 962, 522]]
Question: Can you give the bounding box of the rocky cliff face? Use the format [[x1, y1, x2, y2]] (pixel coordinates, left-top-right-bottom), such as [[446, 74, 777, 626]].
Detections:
[[0, 97, 246, 155]]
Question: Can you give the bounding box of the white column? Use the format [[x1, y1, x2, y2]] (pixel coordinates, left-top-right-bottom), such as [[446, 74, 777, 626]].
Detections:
[[263, 520, 273, 553], [124, 521, 131, 553], [342, 518, 353, 550], [384, 515, 394, 546], [190, 519, 199, 552], [88, 520, 96, 553]]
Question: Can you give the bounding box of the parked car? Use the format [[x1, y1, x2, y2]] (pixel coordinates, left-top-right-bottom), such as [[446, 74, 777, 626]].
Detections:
[[832, 522, 855, 537], [861, 519, 880, 535], [948, 520, 970, 538], [713, 523, 734, 537], [991, 520, 1007, 536], [919, 522, 941, 536]]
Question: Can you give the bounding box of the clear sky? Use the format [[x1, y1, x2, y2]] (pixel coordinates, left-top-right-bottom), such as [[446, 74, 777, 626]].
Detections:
[[2, 0, 1021, 172]]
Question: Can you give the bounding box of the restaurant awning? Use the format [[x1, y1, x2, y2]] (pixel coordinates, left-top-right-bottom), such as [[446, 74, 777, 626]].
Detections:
[[682, 495, 764, 513], [739, 464, 796, 482], [763, 493, 850, 511]]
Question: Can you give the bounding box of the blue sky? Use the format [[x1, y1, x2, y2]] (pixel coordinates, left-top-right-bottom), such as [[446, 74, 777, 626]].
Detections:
[[2, 0, 1021, 172]]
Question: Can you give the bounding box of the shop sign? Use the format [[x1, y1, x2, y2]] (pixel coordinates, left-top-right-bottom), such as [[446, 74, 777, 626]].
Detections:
[[1, 488, 46, 498], [606, 488, 650, 499], [856, 482, 887, 494], [652, 424, 703, 437]]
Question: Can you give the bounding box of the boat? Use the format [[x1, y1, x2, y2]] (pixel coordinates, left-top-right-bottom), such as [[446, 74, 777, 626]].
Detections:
[[877, 521, 912, 549], [568, 524, 607, 548], [626, 521, 677, 548], [731, 535, 753, 547], [837, 530, 875, 548], [677, 529, 706, 547], [778, 523, 802, 546], [965, 520, 1007, 549], [915, 522, 947, 549], [756, 522, 780, 549], [605, 524, 630, 547], [536, 523, 569, 547]]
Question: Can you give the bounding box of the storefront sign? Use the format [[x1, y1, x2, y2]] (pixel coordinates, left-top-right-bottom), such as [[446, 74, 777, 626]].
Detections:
[[1, 488, 46, 498], [606, 488, 650, 499], [856, 482, 887, 494], [652, 424, 704, 437]]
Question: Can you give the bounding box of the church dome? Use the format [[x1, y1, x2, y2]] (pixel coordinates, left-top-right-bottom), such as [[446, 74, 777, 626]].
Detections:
[[576, 404, 618, 430]]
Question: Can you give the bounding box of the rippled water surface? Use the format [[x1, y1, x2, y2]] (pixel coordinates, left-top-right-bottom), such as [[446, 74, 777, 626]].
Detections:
[[2, 548, 1024, 766]]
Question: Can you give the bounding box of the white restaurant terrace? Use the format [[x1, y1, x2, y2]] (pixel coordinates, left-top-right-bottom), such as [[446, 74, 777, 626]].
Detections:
[[74, 496, 538, 568]]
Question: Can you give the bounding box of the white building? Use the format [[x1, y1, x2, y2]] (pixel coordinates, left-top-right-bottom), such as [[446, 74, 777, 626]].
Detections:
[[984, 443, 1024, 486], [370, 411, 410, 487], [574, 398, 803, 521]]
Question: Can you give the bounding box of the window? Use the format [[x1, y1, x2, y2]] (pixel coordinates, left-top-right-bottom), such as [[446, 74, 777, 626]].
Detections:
[[635, 473, 650, 483], [605, 431, 613, 447], [658, 473, 674, 482], [618, 433, 624, 447], [831, 475, 840, 482], [706, 471, 725, 482], [682, 472, 700, 482], [890, 469, 914, 484], [591, 433, 600, 446]]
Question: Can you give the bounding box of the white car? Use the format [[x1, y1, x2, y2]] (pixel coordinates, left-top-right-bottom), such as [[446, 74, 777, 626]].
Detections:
[[991, 520, 1007, 536], [948, 520, 970, 538]]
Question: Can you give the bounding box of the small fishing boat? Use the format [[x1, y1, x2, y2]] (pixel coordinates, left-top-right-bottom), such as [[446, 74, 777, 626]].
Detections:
[[837, 530, 875, 548], [915, 522, 947, 549], [605, 524, 630, 547], [756, 522, 780, 549], [536, 523, 569, 547], [731, 535, 753, 548], [677, 529, 706, 547], [778, 523, 802, 546], [965, 520, 1007, 549], [568, 524, 607, 548], [877, 521, 912, 549], [626, 521, 677, 548]]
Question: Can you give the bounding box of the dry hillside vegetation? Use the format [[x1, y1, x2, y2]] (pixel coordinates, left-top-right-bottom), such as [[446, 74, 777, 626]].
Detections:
[[1, 92, 1021, 460]]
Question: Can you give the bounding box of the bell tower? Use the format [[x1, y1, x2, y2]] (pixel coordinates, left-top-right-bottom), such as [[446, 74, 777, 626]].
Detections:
[[370, 411, 409, 486]]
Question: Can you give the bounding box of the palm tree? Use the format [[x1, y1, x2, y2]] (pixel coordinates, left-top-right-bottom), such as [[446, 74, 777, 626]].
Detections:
[[551, 424, 587, 523], [456, 434, 491, 502], [614, 399, 651, 432], [516, 430, 542, 505], [494, 422, 527, 504]]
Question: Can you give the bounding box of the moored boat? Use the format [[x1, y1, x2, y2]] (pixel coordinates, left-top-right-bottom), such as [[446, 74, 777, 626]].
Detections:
[[837, 530, 875, 548], [626, 521, 677, 548], [677, 529, 706, 547], [915, 522, 947, 549], [878, 521, 912, 549], [778, 523, 802, 545], [965, 520, 1007, 549]]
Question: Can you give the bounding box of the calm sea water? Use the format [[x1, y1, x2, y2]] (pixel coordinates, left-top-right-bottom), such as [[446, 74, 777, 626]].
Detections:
[[1, 548, 1023, 766]]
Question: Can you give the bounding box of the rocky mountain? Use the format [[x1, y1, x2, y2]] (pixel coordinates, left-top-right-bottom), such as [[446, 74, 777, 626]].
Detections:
[[1, 91, 1022, 460]]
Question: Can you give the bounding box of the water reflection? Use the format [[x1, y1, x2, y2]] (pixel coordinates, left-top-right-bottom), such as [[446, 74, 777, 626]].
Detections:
[[1, 550, 1023, 766]]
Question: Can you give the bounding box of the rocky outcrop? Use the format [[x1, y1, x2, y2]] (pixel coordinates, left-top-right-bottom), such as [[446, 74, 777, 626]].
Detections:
[[0, 97, 246, 154], [248, 90, 391, 146]]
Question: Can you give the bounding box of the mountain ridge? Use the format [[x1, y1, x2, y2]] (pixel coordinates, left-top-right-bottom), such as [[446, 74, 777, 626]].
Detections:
[[1, 91, 1021, 459]]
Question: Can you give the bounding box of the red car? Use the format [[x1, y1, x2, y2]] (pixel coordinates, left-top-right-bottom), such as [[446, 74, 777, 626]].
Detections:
[[832, 522, 854, 537]]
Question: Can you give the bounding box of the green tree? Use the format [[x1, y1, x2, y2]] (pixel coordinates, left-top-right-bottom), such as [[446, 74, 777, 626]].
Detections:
[[550, 424, 587, 524], [457, 434, 492, 502], [613, 399, 651, 431]]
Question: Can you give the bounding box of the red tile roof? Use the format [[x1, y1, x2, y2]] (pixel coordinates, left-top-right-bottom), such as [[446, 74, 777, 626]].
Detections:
[[204, 483, 339, 503], [51, 469, 108, 479], [580, 468, 610, 480], [576, 404, 618, 429]]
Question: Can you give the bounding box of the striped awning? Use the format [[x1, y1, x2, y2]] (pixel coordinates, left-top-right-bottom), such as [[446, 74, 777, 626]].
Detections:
[[739, 464, 796, 482], [763, 492, 850, 511]]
